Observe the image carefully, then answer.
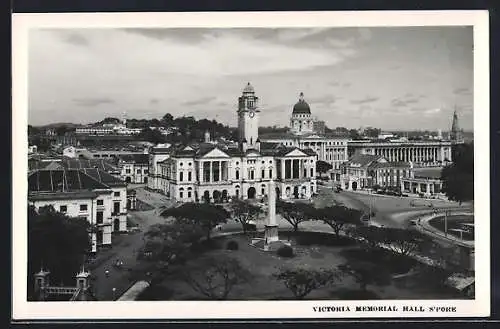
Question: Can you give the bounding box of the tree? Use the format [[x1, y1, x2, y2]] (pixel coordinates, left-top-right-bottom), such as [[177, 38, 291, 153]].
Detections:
[[228, 199, 263, 234], [273, 267, 343, 299], [364, 127, 381, 138], [182, 256, 251, 300], [141, 221, 203, 264], [316, 206, 362, 238], [338, 262, 390, 291], [136, 128, 167, 145], [28, 205, 91, 298], [441, 143, 474, 205], [353, 225, 387, 250], [381, 227, 432, 257], [348, 129, 361, 139], [161, 203, 230, 240], [161, 113, 174, 126], [316, 160, 333, 176], [276, 201, 314, 232]]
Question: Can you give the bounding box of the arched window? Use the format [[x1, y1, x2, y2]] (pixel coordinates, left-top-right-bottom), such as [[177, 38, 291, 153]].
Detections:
[[187, 187, 192, 198], [179, 187, 184, 199], [235, 170, 239, 180]]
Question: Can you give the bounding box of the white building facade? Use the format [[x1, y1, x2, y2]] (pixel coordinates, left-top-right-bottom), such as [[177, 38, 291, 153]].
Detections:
[[154, 83, 318, 203], [28, 169, 128, 253]]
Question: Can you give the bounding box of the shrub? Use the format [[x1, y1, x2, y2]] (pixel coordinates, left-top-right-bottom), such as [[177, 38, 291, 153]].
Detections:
[[226, 240, 239, 250], [277, 245, 294, 258]]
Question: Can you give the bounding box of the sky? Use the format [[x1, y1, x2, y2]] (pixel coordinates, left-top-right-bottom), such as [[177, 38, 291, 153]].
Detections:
[[28, 26, 474, 131]]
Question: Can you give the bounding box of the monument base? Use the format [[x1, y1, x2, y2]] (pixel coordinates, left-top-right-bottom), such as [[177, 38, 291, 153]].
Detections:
[[264, 224, 279, 243]]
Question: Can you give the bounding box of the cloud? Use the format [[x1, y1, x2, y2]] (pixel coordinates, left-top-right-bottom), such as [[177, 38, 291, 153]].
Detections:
[[350, 96, 379, 105], [423, 108, 442, 116], [72, 98, 114, 107], [453, 87, 471, 95], [59, 31, 90, 47], [391, 96, 420, 107], [181, 96, 217, 106]]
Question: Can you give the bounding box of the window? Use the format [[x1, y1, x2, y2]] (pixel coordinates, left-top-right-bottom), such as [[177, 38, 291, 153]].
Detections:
[[80, 204, 88, 211], [96, 211, 103, 224], [188, 172, 192, 181], [113, 202, 120, 215], [250, 170, 255, 180], [235, 170, 239, 180], [179, 188, 184, 199], [261, 169, 265, 178], [310, 168, 314, 177], [136, 169, 141, 174], [180, 172, 184, 182], [126, 169, 131, 174], [303, 169, 307, 177], [60, 205, 67, 213], [269, 169, 272, 178], [144, 169, 148, 174], [97, 199, 104, 206], [114, 191, 120, 197]]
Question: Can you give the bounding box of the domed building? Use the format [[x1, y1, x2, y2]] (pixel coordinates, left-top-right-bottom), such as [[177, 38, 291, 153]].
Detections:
[[290, 92, 314, 135]]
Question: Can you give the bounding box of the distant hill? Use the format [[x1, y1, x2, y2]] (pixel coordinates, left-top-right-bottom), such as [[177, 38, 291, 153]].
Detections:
[[34, 122, 81, 129]]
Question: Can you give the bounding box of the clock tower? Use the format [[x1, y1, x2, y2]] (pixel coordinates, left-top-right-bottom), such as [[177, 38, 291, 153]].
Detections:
[[237, 82, 260, 150]]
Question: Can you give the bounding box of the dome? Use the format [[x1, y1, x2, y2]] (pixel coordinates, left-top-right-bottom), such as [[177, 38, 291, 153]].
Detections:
[[292, 92, 311, 114], [243, 82, 255, 93]]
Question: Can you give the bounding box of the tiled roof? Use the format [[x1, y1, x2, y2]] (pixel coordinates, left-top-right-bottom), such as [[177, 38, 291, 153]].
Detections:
[[61, 158, 120, 172], [79, 168, 126, 187], [28, 169, 110, 193], [346, 154, 382, 167], [369, 161, 411, 169], [117, 154, 149, 164]]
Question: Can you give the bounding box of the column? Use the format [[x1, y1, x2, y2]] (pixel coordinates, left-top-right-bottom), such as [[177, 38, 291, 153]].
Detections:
[[198, 161, 204, 183], [218, 161, 222, 182], [209, 161, 213, 182]]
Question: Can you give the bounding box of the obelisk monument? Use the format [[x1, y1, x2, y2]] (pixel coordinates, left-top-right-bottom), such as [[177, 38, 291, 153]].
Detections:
[[264, 180, 279, 243]]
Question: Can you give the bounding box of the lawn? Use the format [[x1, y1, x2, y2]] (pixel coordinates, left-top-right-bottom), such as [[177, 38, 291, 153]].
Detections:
[[136, 232, 467, 301]]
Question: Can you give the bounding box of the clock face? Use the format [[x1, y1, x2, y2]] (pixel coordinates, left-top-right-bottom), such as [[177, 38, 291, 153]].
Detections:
[[249, 111, 255, 118]]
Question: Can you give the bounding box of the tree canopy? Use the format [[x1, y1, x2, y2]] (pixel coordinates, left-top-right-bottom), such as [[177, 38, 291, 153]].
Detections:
[[273, 267, 343, 299], [276, 201, 315, 232], [441, 143, 474, 204], [28, 205, 91, 298], [316, 206, 363, 237], [182, 255, 251, 300], [228, 199, 263, 233], [160, 203, 230, 240], [316, 160, 333, 175]]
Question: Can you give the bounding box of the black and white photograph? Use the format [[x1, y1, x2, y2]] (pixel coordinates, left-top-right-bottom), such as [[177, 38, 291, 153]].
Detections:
[[12, 11, 489, 319]]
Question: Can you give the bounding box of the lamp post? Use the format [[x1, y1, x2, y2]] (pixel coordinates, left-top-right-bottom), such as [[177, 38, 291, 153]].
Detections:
[[112, 287, 116, 301]]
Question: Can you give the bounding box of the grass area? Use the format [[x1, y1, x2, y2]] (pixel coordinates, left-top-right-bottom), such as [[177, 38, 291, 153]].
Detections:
[[428, 215, 474, 241], [136, 232, 466, 301]]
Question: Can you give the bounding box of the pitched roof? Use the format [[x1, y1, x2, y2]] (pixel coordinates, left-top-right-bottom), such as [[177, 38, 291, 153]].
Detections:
[[345, 154, 383, 167], [274, 147, 316, 157], [369, 161, 411, 169], [61, 158, 120, 172], [79, 168, 126, 187], [28, 169, 111, 193]]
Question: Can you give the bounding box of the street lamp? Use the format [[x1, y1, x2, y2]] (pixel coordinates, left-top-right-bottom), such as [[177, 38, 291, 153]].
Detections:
[[112, 287, 116, 300]]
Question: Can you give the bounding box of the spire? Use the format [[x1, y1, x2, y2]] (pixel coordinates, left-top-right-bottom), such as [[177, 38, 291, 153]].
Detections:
[[299, 92, 304, 101]]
